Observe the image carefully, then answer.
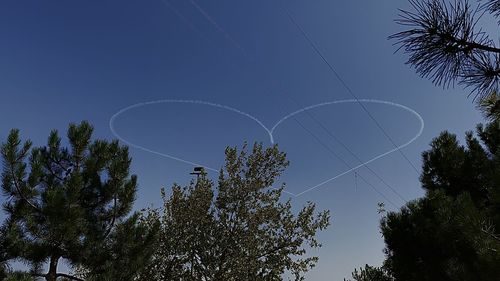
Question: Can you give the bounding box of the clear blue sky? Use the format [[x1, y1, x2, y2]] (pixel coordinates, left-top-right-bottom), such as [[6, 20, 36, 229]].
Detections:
[[0, 0, 484, 279]]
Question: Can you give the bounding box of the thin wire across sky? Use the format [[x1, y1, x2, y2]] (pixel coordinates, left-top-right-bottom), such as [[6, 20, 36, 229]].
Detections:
[[282, 8, 421, 175]]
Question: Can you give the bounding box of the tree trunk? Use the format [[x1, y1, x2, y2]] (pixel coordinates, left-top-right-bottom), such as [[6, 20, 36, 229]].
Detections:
[[46, 256, 59, 281]]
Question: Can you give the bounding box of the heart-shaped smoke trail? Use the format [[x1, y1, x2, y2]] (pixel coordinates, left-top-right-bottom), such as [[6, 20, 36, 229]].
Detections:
[[109, 99, 424, 197]]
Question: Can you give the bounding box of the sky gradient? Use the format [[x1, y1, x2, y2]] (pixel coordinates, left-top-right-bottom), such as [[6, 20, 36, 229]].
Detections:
[[0, 0, 485, 279]]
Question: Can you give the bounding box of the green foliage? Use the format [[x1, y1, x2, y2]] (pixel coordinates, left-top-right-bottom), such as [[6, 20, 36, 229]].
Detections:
[[380, 122, 500, 281], [0, 226, 9, 280], [139, 143, 330, 281], [478, 92, 500, 122], [78, 213, 159, 281], [1, 121, 157, 281], [344, 265, 394, 281], [4, 271, 34, 281], [347, 120, 500, 281]]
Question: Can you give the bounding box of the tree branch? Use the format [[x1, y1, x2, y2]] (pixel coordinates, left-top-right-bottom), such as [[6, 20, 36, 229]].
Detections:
[[45, 153, 70, 182], [103, 195, 118, 239], [9, 165, 39, 211], [442, 32, 500, 54]]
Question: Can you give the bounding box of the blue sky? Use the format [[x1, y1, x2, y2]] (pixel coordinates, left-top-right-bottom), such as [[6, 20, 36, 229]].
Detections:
[[0, 0, 485, 279]]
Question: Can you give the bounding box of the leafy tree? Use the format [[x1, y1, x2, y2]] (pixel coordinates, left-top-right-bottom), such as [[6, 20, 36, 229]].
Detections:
[[1, 121, 158, 281], [391, 0, 500, 100], [139, 143, 330, 281]]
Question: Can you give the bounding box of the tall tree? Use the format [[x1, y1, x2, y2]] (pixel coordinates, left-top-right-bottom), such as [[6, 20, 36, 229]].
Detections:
[[391, 0, 500, 100], [1, 121, 158, 281], [139, 143, 330, 281], [348, 121, 500, 281], [379, 124, 500, 281]]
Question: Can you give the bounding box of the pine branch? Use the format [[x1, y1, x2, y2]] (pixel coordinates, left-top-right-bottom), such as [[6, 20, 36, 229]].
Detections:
[[9, 164, 39, 211], [391, 0, 500, 98], [440, 32, 500, 54], [103, 195, 118, 239]]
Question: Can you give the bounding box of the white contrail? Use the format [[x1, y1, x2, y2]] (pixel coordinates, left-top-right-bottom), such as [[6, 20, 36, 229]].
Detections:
[[272, 99, 424, 196], [109, 100, 272, 173], [109, 99, 424, 197]]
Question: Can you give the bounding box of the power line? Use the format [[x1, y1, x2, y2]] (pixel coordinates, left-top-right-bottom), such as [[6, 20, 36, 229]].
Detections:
[[158, 0, 406, 205], [292, 116, 399, 208], [354, 172, 358, 192], [282, 7, 420, 174], [291, 98, 408, 203]]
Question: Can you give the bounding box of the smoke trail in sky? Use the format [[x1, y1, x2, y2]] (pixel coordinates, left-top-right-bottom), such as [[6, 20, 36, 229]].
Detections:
[[109, 99, 424, 197], [109, 99, 274, 173]]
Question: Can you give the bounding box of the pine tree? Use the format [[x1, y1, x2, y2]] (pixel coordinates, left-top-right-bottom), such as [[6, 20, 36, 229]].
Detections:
[[391, 0, 500, 100], [1, 121, 158, 281], [139, 143, 330, 281], [342, 2, 500, 280], [379, 124, 500, 281], [351, 122, 500, 281]]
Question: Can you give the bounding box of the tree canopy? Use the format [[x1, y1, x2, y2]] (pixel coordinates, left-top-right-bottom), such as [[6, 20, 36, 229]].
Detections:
[[380, 122, 500, 281], [1, 124, 330, 280], [139, 143, 331, 281], [348, 120, 500, 280], [1, 121, 157, 281]]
